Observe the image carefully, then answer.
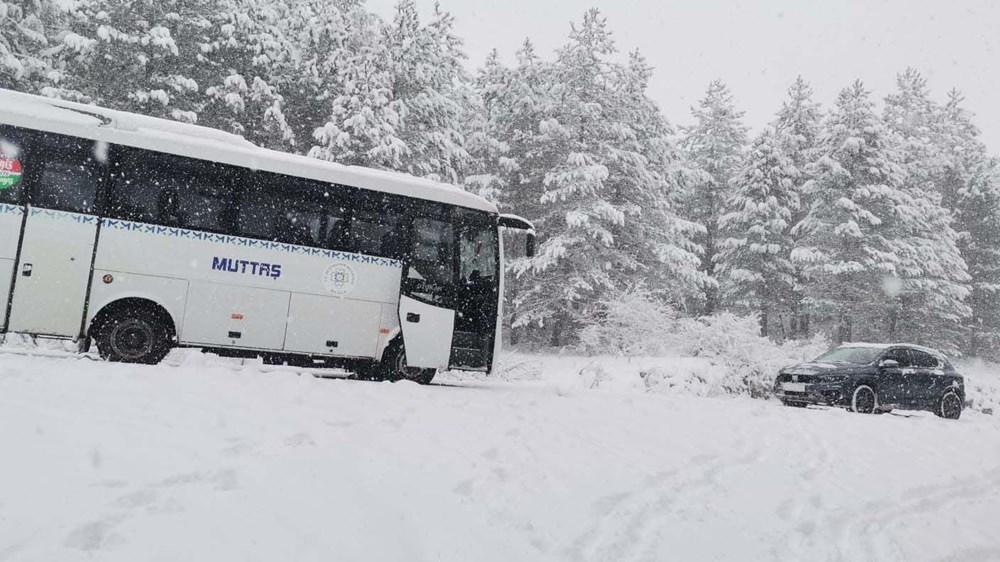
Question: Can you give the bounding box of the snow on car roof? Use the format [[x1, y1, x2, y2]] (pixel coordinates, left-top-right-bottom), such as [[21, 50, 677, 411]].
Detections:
[[839, 342, 946, 358], [0, 88, 498, 214]]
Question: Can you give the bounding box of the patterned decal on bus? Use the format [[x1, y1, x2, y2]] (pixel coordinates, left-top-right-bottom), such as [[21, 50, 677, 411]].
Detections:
[[0, 203, 24, 216], [29, 207, 99, 223], [101, 218, 403, 268]]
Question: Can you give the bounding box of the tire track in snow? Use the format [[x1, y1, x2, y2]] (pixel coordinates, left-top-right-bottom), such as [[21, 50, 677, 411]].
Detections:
[[565, 417, 767, 562], [770, 406, 836, 562], [830, 465, 1000, 562]]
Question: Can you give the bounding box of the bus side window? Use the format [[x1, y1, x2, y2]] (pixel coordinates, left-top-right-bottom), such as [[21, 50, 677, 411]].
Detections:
[[0, 127, 27, 205], [237, 175, 325, 247], [352, 210, 402, 258], [108, 151, 163, 223], [173, 174, 233, 233], [30, 132, 104, 215], [320, 184, 354, 252]]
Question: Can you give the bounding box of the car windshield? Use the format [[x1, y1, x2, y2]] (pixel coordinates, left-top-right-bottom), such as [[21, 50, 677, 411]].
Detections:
[[812, 347, 884, 365]]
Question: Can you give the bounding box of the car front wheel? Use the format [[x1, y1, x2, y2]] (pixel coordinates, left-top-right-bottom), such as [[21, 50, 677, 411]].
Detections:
[[851, 385, 878, 414], [936, 390, 962, 420]]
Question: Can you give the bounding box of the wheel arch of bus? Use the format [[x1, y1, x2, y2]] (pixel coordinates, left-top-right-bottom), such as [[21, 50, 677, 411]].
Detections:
[[87, 294, 182, 343]]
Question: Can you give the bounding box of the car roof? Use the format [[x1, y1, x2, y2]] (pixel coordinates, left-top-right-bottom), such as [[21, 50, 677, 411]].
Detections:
[[0, 88, 498, 214], [839, 342, 947, 360]]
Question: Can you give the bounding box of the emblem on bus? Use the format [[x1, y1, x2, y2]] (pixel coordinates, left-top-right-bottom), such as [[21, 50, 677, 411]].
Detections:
[[323, 263, 357, 297], [0, 157, 23, 191]]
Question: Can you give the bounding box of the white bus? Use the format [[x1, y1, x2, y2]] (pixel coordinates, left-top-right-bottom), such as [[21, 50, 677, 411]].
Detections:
[[0, 89, 534, 384]]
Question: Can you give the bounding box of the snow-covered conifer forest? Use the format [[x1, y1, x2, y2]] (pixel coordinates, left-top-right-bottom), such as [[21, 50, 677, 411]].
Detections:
[[3, 0, 1000, 357]]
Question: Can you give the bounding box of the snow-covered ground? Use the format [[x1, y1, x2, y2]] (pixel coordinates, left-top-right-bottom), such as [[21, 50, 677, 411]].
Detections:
[[2, 348, 999, 562]]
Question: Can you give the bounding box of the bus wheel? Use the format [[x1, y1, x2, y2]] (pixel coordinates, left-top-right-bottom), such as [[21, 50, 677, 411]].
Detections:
[[384, 342, 436, 385], [95, 309, 172, 365]]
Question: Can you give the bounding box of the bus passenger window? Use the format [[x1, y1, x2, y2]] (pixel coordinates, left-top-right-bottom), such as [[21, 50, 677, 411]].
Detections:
[[175, 182, 231, 233], [324, 216, 351, 251], [352, 211, 401, 258], [35, 160, 100, 214], [31, 134, 104, 215], [275, 209, 321, 247]]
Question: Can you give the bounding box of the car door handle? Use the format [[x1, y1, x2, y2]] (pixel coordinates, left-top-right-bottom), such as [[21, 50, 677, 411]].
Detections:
[[21, 263, 32, 277], [406, 313, 421, 323]]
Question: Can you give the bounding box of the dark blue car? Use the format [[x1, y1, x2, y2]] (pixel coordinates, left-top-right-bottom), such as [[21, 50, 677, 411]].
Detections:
[[774, 343, 965, 419]]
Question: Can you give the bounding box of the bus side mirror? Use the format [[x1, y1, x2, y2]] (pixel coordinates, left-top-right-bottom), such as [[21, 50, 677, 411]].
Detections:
[[498, 214, 536, 258]]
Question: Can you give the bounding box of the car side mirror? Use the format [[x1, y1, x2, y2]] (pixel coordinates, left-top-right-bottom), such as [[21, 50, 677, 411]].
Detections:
[[879, 359, 899, 369]]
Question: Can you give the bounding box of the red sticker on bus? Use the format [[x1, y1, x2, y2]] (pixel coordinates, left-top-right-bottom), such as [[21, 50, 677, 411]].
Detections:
[[0, 158, 23, 191]]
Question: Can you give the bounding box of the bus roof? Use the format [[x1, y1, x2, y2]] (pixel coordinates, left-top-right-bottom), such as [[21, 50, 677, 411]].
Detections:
[[0, 88, 498, 214]]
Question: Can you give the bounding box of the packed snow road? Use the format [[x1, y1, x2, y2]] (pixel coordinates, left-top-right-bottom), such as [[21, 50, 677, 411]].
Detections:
[[1, 351, 999, 562]]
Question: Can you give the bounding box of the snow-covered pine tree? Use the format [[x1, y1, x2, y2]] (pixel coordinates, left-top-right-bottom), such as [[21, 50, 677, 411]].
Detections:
[[602, 49, 705, 309], [792, 80, 907, 343], [773, 76, 822, 337], [679, 80, 748, 314], [197, 0, 297, 150], [505, 10, 703, 346], [266, 0, 350, 150], [463, 49, 516, 205], [932, 88, 1000, 356], [465, 40, 560, 344], [718, 129, 799, 337], [49, 0, 216, 123], [307, 6, 405, 170], [882, 69, 971, 351], [506, 9, 621, 345], [310, 1, 470, 182], [0, 0, 62, 92]]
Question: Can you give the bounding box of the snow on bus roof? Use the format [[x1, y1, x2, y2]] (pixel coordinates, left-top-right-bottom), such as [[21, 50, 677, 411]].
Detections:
[[0, 88, 497, 214]]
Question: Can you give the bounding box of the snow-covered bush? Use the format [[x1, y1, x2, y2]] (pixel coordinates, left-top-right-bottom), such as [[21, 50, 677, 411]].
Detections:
[[577, 284, 677, 357], [953, 358, 1000, 415], [575, 286, 830, 398], [658, 313, 829, 398]]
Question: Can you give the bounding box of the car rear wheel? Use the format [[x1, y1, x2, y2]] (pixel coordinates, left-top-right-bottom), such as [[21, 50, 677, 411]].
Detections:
[[936, 390, 962, 420], [851, 385, 878, 414]]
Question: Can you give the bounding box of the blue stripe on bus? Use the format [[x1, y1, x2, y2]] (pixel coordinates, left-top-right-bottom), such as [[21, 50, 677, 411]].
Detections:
[[100, 218, 403, 268]]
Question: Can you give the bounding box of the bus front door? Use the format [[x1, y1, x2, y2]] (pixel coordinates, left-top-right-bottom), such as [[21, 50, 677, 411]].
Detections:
[[399, 217, 457, 370]]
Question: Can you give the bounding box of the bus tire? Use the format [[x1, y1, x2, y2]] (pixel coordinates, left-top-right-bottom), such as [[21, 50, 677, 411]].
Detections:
[[382, 341, 437, 385], [94, 306, 173, 365]]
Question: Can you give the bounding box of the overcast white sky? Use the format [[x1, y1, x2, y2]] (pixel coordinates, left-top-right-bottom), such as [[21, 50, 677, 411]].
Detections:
[[366, 0, 1000, 152]]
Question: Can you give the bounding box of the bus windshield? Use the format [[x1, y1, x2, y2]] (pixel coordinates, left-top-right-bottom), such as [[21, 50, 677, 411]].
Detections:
[[405, 211, 498, 306], [459, 224, 497, 286]]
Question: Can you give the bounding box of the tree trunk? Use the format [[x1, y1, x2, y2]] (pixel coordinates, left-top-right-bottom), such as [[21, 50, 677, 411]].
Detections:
[[837, 315, 852, 344]]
